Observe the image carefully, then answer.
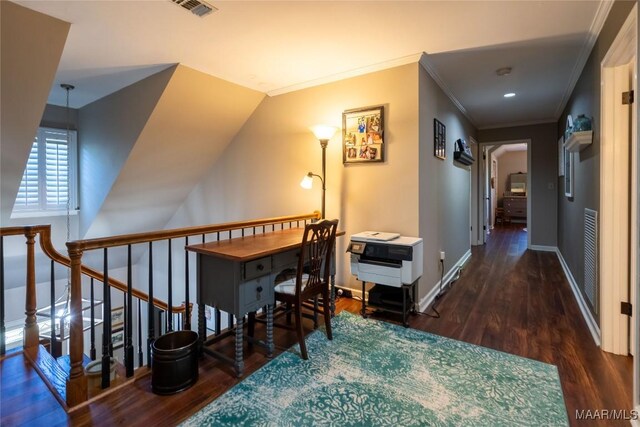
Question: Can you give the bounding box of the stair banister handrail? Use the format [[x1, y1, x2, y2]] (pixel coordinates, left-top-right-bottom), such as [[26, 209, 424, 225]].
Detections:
[[66, 212, 320, 251]]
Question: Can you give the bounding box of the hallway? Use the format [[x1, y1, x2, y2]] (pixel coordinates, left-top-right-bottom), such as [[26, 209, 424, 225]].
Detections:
[[413, 224, 633, 426]]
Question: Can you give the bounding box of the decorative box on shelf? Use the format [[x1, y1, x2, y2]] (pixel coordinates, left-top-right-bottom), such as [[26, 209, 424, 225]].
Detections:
[[564, 130, 593, 152]]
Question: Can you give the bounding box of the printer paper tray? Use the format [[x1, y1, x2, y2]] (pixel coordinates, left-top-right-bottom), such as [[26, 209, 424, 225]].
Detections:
[[357, 263, 402, 287]]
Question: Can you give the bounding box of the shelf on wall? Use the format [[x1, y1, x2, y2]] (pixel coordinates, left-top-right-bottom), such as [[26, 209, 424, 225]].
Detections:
[[564, 130, 593, 152]]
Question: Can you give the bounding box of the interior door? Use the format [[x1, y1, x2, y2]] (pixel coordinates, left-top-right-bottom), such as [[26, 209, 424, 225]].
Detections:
[[484, 147, 491, 240]]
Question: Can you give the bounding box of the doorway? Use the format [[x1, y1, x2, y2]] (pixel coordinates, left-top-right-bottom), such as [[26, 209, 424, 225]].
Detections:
[[477, 140, 530, 246]]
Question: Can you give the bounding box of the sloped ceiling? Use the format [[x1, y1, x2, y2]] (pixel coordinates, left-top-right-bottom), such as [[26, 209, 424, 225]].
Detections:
[[0, 1, 69, 224], [83, 65, 265, 238]]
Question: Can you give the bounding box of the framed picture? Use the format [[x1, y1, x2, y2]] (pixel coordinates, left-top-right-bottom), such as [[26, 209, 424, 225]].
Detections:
[[564, 148, 573, 197], [558, 136, 565, 177], [434, 119, 446, 159], [111, 306, 124, 330], [343, 105, 384, 164], [111, 328, 124, 350]]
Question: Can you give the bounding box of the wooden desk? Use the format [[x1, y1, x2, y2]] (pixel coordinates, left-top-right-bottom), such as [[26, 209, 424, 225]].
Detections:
[[186, 228, 341, 377]]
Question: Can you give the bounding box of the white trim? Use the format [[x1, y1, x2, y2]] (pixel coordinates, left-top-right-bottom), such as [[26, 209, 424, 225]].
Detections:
[[600, 6, 636, 356], [267, 53, 423, 97], [418, 249, 472, 312], [418, 54, 477, 128], [556, 247, 602, 346], [554, 0, 615, 119], [10, 209, 79, 219], [528, 245, 556, 252]]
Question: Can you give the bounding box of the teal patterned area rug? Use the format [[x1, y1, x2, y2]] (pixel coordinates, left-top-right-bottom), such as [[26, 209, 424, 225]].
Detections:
[[183, 312, 567, 426]]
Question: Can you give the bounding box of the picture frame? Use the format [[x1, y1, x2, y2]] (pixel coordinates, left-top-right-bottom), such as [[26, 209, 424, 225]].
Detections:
[[558, 135, 565, 177], [111, 328, 124, 350], [434, 118, 446, 160], [111, 306, 124, 330], [564, 148, 573, 197], [343, 105, 384, 164]]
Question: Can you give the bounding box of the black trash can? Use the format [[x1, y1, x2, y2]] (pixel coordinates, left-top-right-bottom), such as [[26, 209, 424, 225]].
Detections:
[[151, 330, 199, 395]]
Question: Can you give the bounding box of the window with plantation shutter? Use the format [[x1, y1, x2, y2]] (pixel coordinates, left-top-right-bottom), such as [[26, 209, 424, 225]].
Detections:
[[12, 127, 77, 215]]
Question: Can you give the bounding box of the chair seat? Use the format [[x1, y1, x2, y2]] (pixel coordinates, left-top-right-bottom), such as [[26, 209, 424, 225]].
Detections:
[[274, 274, 309, 295]]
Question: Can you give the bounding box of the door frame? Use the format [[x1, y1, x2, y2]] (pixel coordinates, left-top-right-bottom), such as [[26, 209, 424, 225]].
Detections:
[[600, 2, 638, 411], [474, 139, 531, 248]]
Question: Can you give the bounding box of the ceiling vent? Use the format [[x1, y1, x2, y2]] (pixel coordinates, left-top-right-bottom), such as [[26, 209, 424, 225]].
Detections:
[[171, 0, 217, 17]]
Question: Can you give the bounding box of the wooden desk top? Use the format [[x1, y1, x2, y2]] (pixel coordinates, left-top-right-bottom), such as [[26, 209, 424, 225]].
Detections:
[[186, 228, 344, 262]]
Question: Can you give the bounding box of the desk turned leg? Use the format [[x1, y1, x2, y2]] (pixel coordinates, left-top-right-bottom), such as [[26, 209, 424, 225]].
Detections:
[[266, 304, 274, 358], [330, 274, 336, 318], [234, 316, 244, 377]]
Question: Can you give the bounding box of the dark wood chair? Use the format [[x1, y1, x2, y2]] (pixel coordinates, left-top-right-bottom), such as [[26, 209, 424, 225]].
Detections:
[[271, 219, 338, 360]]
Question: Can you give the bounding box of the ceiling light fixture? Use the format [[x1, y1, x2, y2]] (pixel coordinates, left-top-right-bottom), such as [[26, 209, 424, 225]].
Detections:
[[496, 67, 512, 76], [504, 93, 516, 98]]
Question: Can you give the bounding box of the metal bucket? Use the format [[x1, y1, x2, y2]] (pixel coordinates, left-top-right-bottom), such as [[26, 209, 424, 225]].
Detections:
[[151, 330, 199, 395]]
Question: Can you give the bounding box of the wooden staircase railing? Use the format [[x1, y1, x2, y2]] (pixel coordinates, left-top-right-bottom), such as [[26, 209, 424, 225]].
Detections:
[[2, 212, 320, 408]]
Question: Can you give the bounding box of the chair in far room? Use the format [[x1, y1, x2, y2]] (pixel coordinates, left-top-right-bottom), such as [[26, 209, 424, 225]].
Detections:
[[271, 219, 339, 360]]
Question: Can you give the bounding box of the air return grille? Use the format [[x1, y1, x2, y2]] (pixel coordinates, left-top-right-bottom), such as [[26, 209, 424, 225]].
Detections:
[[171, 0, 217, 17], [584, 208, 598, 314]]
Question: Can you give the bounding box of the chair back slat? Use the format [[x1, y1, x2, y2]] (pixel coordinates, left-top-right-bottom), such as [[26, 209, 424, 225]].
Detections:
[[296, 219, 338, 298]]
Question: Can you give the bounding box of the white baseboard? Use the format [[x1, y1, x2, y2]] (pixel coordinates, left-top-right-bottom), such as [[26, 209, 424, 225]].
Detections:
[[418, 249, 472, 312], [529, 244, 557, 252], [555, 248, 601, 346]]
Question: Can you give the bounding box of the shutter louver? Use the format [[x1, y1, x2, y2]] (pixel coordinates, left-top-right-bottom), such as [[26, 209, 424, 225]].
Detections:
[[12, 127, 76, 214], [44, 129, 70, 208], [15, 138, 40, 210]]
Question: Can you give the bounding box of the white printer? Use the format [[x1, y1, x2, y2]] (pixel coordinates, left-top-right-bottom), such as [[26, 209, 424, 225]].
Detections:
[[348, 231, 423, 288]]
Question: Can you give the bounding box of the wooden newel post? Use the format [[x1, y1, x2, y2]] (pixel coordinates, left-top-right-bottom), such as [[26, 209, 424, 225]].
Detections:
[[23, 228, 39, 355], [66, 244, 87, 406]]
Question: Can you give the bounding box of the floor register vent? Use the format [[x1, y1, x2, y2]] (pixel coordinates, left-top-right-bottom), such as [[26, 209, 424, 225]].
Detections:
[[584, 208, 598, 314], [171, 0, 217, 17]]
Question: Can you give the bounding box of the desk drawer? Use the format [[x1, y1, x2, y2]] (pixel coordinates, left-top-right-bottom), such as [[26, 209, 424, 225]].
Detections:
[[272, 249, 300, 269], [240, 276, 274, 313], [244, 257, 271, 280]]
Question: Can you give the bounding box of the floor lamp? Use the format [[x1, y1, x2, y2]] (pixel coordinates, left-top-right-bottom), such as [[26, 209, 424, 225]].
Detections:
[[300, 125, 338, 219]]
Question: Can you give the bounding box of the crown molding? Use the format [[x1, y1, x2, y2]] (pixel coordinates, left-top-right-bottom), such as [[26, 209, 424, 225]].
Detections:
[[266, 53, 423, 97], [554, 0, 614, 119], [418, 53, 477, 128]]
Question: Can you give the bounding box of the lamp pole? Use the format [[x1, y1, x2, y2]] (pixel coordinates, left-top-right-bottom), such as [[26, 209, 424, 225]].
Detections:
[[320, 139, 328, 219]]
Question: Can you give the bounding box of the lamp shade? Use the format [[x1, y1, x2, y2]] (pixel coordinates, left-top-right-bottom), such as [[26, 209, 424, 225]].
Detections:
[[310, 125, 338, 141], [300, 173, 314, 189]]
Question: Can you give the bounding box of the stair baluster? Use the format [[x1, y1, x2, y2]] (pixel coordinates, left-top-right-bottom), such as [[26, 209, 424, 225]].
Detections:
[[125, 245, 134, 377], [147, 241, 154, 367], [184, 236, 190, 330], [90, 278, 96, 360], [167, 239, 173, 332], [49, 260, 57, 356], [101, 248, 112, 389], [137, 299, 143, 367]]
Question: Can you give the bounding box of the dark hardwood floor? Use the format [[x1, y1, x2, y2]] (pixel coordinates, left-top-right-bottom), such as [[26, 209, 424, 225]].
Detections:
[[1, 224, 633, 426]]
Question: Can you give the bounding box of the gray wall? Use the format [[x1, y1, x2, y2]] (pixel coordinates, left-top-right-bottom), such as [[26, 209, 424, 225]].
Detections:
[[78, 66, 176, 236], [478, 123, 558, 247], [557, 0, 636, 320], [418, 62, 477, 294]]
